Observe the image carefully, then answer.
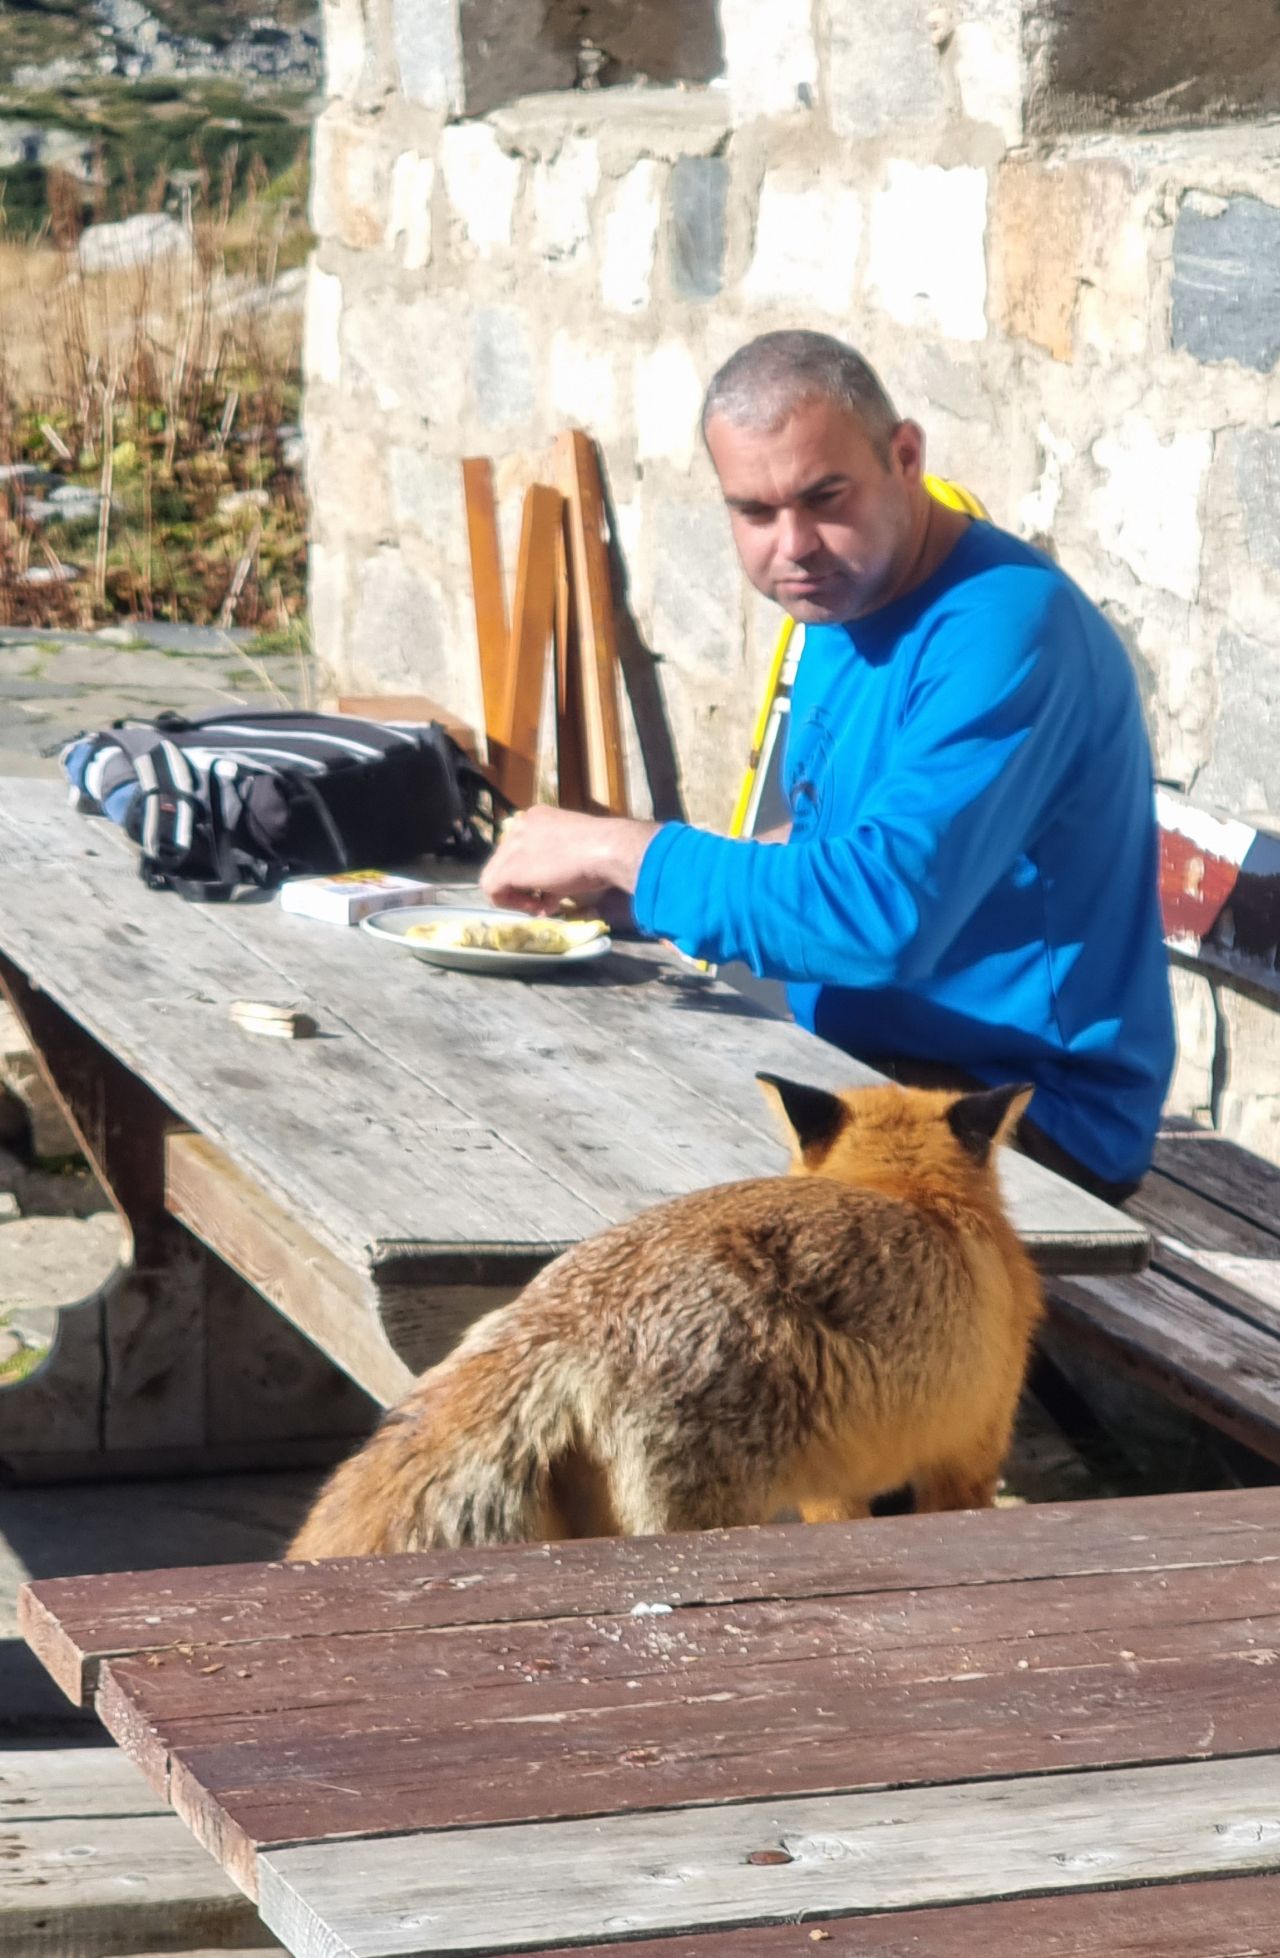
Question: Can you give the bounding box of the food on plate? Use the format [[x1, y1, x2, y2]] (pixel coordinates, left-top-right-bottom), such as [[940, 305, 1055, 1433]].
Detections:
[[403, 916, 607, 956]]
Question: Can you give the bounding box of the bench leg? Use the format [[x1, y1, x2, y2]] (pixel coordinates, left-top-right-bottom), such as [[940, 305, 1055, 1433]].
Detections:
[[0, 957, 374, 1481]]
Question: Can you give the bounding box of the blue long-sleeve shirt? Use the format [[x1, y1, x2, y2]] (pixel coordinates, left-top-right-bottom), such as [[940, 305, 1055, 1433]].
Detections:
[[633, 522, 1175, 1185]]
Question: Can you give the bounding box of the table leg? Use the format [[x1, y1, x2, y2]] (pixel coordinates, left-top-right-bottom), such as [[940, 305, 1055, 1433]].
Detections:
[[0, 957, 374, 1481]]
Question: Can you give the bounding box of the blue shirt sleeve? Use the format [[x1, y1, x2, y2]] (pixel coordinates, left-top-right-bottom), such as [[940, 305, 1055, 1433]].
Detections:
[[632, 587, 1094, 987]]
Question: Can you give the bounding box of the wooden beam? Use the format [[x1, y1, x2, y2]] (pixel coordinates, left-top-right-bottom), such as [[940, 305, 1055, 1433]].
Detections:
[[552, 501, 588, 811], [555, 429, 628, 815], [496, 483, 562, 809], [164, 1132, 415, 1409], [462, 457, 510, 751]]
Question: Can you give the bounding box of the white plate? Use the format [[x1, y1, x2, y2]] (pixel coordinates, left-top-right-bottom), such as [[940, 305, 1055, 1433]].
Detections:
[[360, 905, 613, 975]]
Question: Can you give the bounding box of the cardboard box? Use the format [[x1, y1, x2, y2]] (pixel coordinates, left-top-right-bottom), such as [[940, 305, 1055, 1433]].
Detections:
[[279, 870, 437, 926]]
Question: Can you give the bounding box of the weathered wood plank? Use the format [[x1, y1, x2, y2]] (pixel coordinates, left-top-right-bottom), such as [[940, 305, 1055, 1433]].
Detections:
[[164, 1133, 415, 1404], [0, 1745, 269, 1958], [552, 500, 588, 813], [91, 1591, 1280, 1887], [23, 1486, 1280, 1706], [460, 456, 509, 750], [0, 1744, 170, 1820], [1153, 1128, 1280, 1241], [497, 483, 561, 806], [556, 430, 627, 815], [0, 786, 612, 1262], [257, 1754, 1280, 1956], [528, 1874, 1280, 1958], [1047, 1265, 1280, 1462]]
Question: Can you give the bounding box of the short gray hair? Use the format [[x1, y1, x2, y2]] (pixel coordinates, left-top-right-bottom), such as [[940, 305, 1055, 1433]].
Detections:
[[702, 330, 901, 459]]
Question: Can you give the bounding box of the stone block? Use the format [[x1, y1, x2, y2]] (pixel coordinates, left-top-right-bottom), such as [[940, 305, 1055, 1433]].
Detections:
[[1094, 588, 1213, 796], [439, 122, 521, 256], [303, 260, 343, 389], [650, 500, 743, 685], [391, 0, 462, 111], [669, 155, 727, 302], [1196, 629, 1280, 821], [311, 110, 395, 252], [386, 149, 434, 272], [531, 136, 600, 266], [1087, 414, 1210, 604], [1219, 987, 1280, 1171], [990, 158, 1146, 361], [823, 0, 947, 140], [634, 341, 705, 471], [1172, 192, 1280, 373], [1165, 965, 1217, 1123], [351, 547, 449, 687], [601, 160, 663, 312], [719, 0, 818, 119], [323, 0, 378, 100], [306, 539, 349, 683], [1232, 429, 1280, 578], [549, 333, 619, 439], [1202, 426, 1280, 651], [342, 291, 469, 420], [867, 161, 987, 342], [472, 307, 536, 428], [388, 448, 467, 558], [742, 168, 861, 317], [953, 2, 1024, 145], [306, 416, 393, 542]]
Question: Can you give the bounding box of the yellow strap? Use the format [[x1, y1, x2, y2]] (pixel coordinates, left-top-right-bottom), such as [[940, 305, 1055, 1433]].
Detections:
[[924, 473, 989, 520], [729, 616, 796, 839]]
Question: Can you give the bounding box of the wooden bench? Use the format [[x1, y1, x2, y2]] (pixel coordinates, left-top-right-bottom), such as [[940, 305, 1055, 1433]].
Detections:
[[1044, 789, 1280, 1467]]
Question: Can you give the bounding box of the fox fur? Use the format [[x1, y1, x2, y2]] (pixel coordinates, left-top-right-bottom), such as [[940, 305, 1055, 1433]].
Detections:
[[287, 1075, 1044, 1560]]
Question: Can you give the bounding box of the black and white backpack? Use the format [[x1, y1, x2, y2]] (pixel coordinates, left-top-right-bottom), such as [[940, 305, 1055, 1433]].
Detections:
[[63, 709, 508, 900]]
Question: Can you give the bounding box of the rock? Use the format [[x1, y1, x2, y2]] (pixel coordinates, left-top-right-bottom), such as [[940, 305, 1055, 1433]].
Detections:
[[471, 307, 536, 429], [0, 1213, 122, 1314], [217, 488, 272, 518], [669, 156, 728, 302], [600, 160, 663, 315], [0, 465, 60, 494], [1172, 191, 1280, 373], [0, 1006, 80, 1161], [78, 212, 191, 275], [16, 561, 80, 587]]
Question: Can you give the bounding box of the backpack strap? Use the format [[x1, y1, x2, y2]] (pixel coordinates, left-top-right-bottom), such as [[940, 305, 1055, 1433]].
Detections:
[[109, 723, 266, 901]]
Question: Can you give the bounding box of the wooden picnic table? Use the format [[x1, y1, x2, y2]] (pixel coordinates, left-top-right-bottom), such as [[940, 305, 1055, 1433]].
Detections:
[[19, 1484, 1280, 1954], [0, 777, 1148, 1477]]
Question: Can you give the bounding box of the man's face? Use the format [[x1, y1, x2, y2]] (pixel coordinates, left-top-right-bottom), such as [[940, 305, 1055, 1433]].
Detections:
[[706, 396, 924, 625]]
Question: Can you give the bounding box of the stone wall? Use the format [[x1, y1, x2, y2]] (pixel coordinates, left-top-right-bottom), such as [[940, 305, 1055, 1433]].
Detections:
[[305, 0, 1280, 1144]]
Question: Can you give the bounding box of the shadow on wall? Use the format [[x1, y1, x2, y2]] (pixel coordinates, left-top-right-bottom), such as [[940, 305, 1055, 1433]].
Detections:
[[459, 0, 723, 116]]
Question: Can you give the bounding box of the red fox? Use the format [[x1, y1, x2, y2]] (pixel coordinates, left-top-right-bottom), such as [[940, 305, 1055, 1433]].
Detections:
[[287, 1075, 1043, 1559]]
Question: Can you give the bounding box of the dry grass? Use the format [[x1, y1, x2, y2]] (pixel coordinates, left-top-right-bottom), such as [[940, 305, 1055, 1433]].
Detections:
[[0, 160, 309, 631]]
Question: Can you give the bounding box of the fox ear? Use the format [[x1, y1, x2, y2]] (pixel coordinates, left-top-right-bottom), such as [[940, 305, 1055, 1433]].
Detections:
[[947, 1082, 1034, 1165], [756, 1072, 846, 1163]]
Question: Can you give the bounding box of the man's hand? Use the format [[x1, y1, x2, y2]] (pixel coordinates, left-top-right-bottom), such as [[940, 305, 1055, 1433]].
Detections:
[[480, 806, 660, 913]]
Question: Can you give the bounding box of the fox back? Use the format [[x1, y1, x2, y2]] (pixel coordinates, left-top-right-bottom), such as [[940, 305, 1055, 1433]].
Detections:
[[287, 1075, 1044, 1560]]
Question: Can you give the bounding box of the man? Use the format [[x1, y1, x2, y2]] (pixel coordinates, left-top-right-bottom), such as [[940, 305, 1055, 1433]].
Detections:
[[481, 330, 1175, 1199]]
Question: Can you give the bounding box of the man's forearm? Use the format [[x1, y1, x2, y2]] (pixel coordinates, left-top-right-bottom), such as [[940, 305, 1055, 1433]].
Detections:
[[480, 806, 660, 910]]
